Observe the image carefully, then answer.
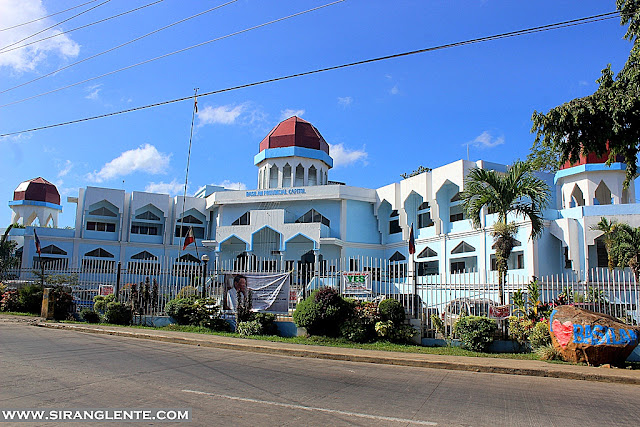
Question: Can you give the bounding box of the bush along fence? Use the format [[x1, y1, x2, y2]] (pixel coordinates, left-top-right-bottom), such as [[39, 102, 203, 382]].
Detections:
[[1, 255, 638, 343]]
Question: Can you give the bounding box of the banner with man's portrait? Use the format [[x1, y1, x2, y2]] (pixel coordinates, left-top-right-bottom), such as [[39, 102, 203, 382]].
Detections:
[[223, 272, 290, 312]]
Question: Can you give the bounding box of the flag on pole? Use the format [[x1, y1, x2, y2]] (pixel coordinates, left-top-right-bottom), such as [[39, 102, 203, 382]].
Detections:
[[194, 96, 198, 113], [34, 229, 41, 255], [408, 223, 415, 255], [182, 226, 195, 250]]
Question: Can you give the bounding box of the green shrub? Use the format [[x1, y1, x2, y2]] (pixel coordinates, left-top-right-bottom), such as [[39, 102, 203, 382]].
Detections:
[[454, 315, 496, 352], [252, 312, 278, 335], [430, 313, 446, 337], [508, 316, 534, 346], [0, 289, 21, 312], [176, 286, 198, 299], [529, 319, 551, 349], [80, 308, 101, 323], [205, 317, 232, 332], [341, 318, 373, 342], [165, 298, 199, 325], [293, 287, 352, 337], [51, 286, 74, 320], [18, 284, 43, 314], [237, 320, 263, 336], [93, 294, 115, 313], [339, 300, 379, 342], [374, 320, 416, 343], [378, 298, 405, 325], [536, 344, 561, 361], [103, 302, 132, 325]]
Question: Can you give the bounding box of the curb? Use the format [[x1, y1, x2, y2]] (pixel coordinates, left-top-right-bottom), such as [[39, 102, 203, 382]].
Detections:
[[33, 322, 640, 386]]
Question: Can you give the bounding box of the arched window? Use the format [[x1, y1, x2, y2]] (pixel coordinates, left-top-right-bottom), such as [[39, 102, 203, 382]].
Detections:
[[232, 212, 251, 226], [570, 185, 585, 207], [449, 192, 465, 222], [295, 209, 330, 227], [283, 164, 292, 187], [594, 181, 612, 205], [269, 164, 279, 188], [451, 241, 475, 254], [295, 164, 304, 187], [418, 201, 433, 228], [308, 165, 317, 186]]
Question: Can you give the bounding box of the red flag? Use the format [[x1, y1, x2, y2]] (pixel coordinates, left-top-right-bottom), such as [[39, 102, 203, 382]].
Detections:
[[182, 226, 195, 250], [34, 229, 41, 256], [408, 223, 415, 255]]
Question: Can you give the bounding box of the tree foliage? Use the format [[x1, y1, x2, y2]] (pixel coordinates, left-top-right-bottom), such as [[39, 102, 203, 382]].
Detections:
[[461, 161, 550, 303], [530, 0, 640, 185], [0, 225, 19, 278], [594, 217, 640, 279]]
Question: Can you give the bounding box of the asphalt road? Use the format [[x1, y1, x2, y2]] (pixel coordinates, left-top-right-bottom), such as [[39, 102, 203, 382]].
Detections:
[[1, 322, 639, 427]]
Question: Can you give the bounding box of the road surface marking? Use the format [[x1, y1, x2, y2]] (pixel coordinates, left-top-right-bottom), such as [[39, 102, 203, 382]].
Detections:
[[182, 389, 437, 425]]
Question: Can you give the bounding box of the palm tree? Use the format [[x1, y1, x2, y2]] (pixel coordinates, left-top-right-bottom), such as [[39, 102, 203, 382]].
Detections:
[[609, 223, 640, 281], [461, 161, 550, 304], [591, 217, 617, 271]]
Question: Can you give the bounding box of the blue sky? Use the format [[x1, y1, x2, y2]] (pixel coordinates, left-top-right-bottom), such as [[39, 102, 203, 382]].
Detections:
[[0, 0, 637, 228]]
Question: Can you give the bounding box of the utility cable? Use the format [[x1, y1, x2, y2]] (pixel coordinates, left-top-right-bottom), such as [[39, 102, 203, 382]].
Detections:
[[0, 0, 238, 95], [0, 0, 101, 32], [0, 0, 164, 54], [0, 9, 624, 138], [0, 0, 111, 51], [0, 0, 343, 105]]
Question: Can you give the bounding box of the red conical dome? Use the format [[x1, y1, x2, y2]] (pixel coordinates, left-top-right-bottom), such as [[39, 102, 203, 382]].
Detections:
[[13, 177, 60, 205], [259, 116, 329, 154]]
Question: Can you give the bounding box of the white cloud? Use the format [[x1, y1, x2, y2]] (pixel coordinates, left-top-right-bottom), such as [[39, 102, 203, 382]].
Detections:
[[0, 0, 80, 72], [280, 109, 305, 120], [328, 143, 368, 168], [390, 85, 399, 95], [198, 104, 244, 126], [467, 131, 505, 149], [85, 84, 102, 100], [337, 96, 352, 107], [57, 160, 72, 177], [87, 144, 170, 182], [145, 179, 184, 195], [212, 180, 247, 190]]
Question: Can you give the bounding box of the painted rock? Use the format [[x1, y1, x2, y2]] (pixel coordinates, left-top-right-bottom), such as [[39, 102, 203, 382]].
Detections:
[[549, 306, 640, 366]]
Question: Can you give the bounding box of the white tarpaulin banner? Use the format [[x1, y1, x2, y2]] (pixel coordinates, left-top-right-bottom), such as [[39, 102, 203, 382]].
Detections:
[[224, 272, 290, 312], [342, 272, 371, 295]]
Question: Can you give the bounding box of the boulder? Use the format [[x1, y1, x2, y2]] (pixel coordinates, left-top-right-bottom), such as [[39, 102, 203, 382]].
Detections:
[[549, 305, 640, 366]]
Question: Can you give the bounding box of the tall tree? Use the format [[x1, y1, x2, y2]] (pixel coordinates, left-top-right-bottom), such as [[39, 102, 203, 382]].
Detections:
[[609, 223, 640, 280], [0, 225, 19, 279], [530, 0, 640, 185], [461, 161, 550, 304], [591, 217, 618, 270]]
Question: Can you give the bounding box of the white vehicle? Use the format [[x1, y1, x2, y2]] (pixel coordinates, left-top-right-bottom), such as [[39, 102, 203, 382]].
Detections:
[[441, 298, 500, 325]]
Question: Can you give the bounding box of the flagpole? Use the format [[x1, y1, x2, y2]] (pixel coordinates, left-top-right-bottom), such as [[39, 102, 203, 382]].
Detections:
[[178, 88, 199, 261]]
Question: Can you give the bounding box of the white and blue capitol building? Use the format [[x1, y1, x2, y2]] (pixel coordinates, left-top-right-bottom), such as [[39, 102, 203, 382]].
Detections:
[[6, 116, 640, 282]]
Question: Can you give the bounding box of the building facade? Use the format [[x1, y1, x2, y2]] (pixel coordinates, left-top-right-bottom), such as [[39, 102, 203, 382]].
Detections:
[[6, 116, 639, 284]]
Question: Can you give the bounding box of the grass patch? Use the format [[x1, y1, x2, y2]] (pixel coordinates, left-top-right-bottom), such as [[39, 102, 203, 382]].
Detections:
[[0, 311, 38, 316]]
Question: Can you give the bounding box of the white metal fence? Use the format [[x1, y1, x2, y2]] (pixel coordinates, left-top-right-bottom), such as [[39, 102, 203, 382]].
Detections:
[[3, 256, 638, 338]]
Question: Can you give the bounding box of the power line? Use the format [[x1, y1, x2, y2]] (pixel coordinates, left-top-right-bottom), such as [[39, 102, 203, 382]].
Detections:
[[0, 0, 237, 95], [0, 0, 164, 54], [0, 0, 343, 105], [0, 0, 111, 51], [0, 10, 623, 138], [0, 0, 101, 32]]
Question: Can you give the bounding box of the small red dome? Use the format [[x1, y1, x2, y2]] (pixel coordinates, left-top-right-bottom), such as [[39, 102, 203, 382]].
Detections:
[[259, 116, 329, 154], [559, 144, 625, 170], [13, 177, 60, 205]]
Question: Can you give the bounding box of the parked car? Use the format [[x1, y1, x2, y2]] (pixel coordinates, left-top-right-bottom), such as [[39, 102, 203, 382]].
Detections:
[[441, 298, 499, 325]]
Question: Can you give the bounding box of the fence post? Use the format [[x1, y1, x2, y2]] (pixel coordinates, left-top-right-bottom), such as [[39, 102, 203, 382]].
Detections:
[[115, 262, 121, 301]]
